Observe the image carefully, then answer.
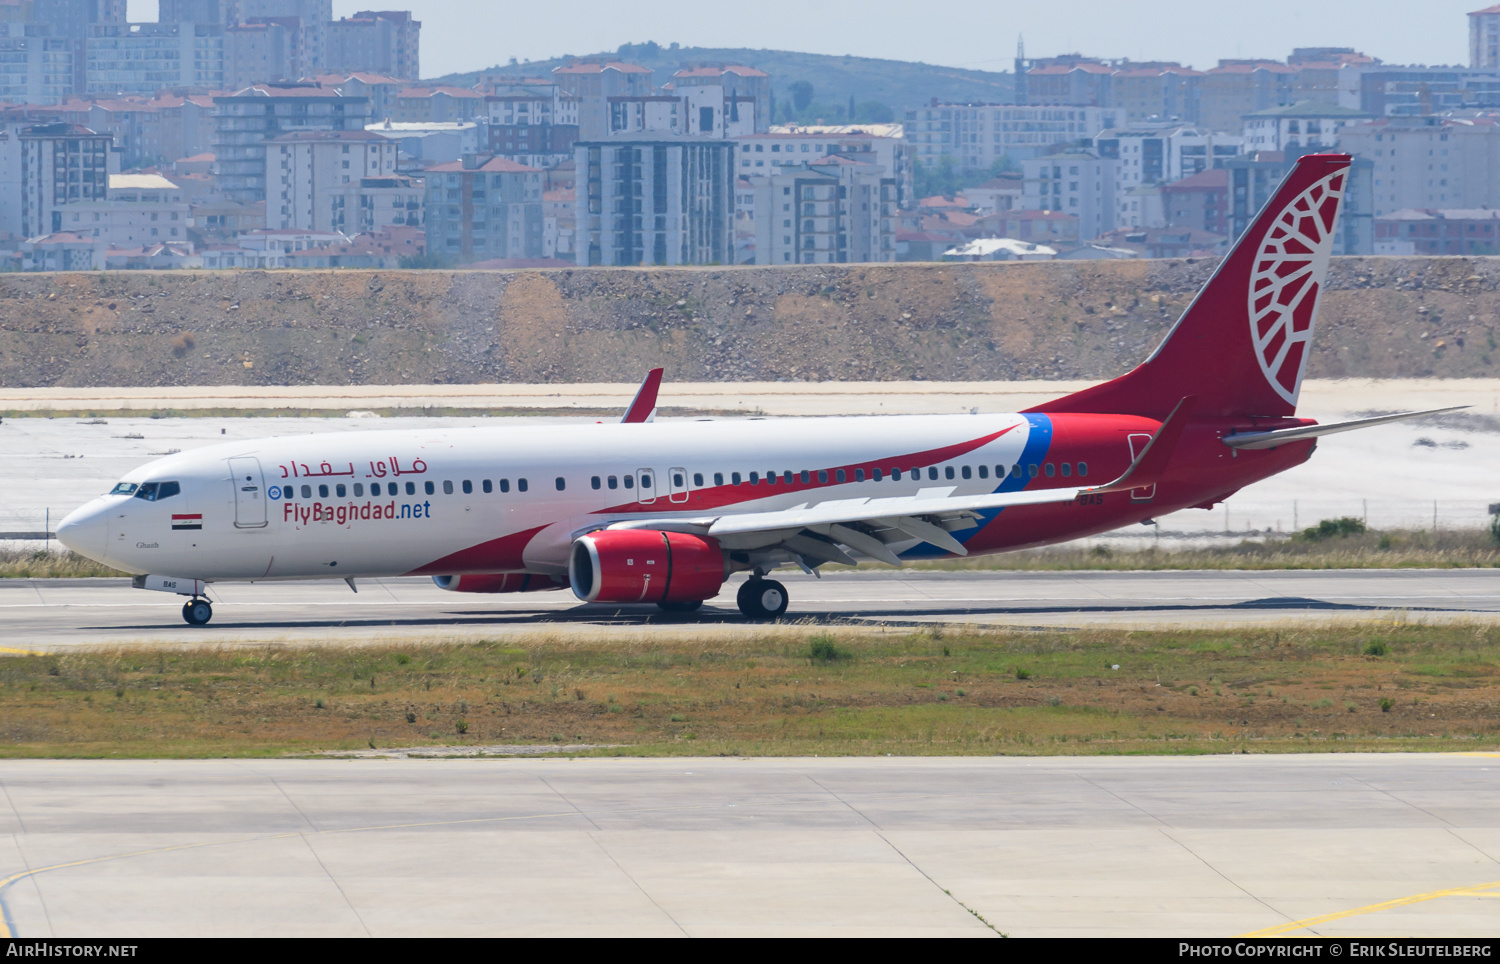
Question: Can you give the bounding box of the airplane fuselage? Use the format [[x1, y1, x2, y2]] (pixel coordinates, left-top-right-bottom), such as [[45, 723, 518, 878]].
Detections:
[[59, 411, 1313, 585]]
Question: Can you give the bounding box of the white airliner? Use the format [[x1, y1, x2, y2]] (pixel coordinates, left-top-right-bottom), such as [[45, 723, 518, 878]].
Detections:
[[57, 154, 1458, 625]]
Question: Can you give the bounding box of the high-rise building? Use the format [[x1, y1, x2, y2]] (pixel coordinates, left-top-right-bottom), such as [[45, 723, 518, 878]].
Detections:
[[327, 10, 418, 80], [266, 128, 417, 233], [17, 122, 111, 236], [213, 81, 369, 203], [575, 138, 735, 266], [552, 61, 653, 140], [423, 154, 544, 263], [903, 103, 1125, 171], [1473, 5, 1500, 69], [1022, 149, 1117, 240], [750, 154, 895, 264]]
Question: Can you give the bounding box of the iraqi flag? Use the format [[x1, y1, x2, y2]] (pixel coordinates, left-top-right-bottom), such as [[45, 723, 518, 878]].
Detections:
[[172, 514, 203, 531]]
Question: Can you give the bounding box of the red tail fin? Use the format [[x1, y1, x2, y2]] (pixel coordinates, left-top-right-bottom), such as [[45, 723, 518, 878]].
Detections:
[[1028, 153, 1351, 420]]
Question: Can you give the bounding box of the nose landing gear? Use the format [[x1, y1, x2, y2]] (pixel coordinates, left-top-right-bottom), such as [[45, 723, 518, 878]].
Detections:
[[182, 598, 213, 626], [736, 577, 789, 620]]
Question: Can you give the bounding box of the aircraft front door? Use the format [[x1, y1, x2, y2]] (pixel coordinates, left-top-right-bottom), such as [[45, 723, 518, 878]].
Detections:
[[228, 457, 268, 528]]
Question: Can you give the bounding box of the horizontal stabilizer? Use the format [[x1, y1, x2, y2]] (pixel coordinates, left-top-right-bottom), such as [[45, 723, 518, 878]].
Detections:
[[1222, 406, 1468, 450]]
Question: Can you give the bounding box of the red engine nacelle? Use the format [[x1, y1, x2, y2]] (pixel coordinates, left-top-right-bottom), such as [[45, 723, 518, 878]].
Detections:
[[432, 573, 568, 593], [568, 529, 726, 605]]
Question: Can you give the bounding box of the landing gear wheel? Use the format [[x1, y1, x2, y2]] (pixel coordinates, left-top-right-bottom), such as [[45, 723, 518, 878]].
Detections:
[[736, 578, 789, 620], [657, 600, 703, 613], [182, 598, 213, 626]]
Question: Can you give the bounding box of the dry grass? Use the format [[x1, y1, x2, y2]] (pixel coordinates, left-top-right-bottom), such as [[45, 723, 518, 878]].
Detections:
[[0, 621, 1496, 758], [0, 549, 127, 578]]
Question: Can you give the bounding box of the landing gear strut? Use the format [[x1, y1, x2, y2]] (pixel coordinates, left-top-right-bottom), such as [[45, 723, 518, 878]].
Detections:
[[182, 598, 213, 626], [737, 578, 789, 620]]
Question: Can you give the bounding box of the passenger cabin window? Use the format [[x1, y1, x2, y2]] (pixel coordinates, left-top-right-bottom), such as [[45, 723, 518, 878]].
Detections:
[[929, 467, 940, 481], [1028, 465, 1039, 478], [425, 481, 435, 495], [406, 481, 416, 495], [855, 469, 865, 482], [749, 472, 759, 484], [318, 484, 330, 498], [730, 472, 741, 484], [483, 480, 493, 493], [891, 468, 901, 480], [354, 483, 364, 497], [518, 478, 529, 492], [694, 473, 704, 487], [767, 472, 777, 485], [1078, 462, 1089, 477], [818, 470, 828, 483], [801, 470, 811, 484], [1060, 463, 1072, 478], [1045, 464, 1056, 478], [978, 465, 988, 479], [463, 480, 473, 494], [712, 473, 723, 486], [961, 466, 972, 480], [591, 476, 601, 490], [945, 466, 955, 480], [623, 476, 633, 489], [499, 479, 510, 493], [555, 477, 566, 491], [673, 472, 685, 487], [443, 480, 454, 494], [301, 484, 312, 498], [607, 476, 618, 489], [336, 484, 347, 497], [110, 482, 139, 496], [834, 469, 843, 482]]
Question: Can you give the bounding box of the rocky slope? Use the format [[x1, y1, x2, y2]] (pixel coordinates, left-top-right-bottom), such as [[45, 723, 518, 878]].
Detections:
[[0, 258, 1490, 388]]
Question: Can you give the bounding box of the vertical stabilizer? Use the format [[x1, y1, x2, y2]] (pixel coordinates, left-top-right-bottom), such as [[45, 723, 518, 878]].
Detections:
[[1027, 153, 1352, 420]]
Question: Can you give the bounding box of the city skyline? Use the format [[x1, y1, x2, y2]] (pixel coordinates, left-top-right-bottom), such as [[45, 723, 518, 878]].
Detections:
[[126, 0, 1494, 81]]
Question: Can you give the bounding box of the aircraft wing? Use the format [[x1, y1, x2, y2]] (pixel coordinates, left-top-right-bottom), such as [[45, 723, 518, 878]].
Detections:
[[605, 397, 1194, 564]]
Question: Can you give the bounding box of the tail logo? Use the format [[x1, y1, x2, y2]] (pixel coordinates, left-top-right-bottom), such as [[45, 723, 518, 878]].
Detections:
[[1248, 170, 1345, 405]]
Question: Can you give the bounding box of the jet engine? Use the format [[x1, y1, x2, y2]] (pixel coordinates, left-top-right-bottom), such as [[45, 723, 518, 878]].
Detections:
[[432, 573, 569, 593], [568, 529, 726, 605]]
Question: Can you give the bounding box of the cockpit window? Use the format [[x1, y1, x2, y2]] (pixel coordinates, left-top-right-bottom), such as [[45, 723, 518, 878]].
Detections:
[[110, 482, 139, 496], [133, 481, 181, 502]]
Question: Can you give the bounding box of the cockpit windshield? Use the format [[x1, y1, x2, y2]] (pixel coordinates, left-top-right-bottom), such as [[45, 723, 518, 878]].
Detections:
[[110, 482, 139, 497], [132, 481, 181, 502]]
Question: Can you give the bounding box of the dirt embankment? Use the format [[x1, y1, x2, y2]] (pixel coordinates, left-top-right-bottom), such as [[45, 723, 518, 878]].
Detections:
[[0, 258, 1492, 388]]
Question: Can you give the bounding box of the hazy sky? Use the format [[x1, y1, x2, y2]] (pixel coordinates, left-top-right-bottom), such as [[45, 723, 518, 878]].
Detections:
[[125, 1, 1486, 78]]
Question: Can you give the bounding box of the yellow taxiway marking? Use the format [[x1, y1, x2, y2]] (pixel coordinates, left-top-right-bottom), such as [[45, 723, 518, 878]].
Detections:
[[0, 801, 723, 938], [1240, 879, 1500, 937], [0, 647, 43, 656]]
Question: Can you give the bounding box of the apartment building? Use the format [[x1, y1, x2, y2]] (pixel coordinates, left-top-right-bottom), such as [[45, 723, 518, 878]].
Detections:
[[1375, 208, 1500, 255], [1474, 5, 1500, 69], [212, 81, 370, 204], [670, 64, 770, 134], [424, 154, 543, 264], [1197, 62, 1297, 133], [14, 121, 111, 237], [574, 138, 735, 266], [1021, 149, 1116, 240], [750, 154, 896, 265], [327, 10, 418, 80], [390, 85, 483, 123], [266, 128, 417, 234], [484, 84, 579, 168], [1110, 65, 1204, 124], [1224, 149, 1374, 254], [1092, 125, 1241, 226], [54, 171, 190, 246], [1160, 168, 1227, 235], [735, 129, 911, 205], [553, 61, 653, 140], [1337, 115, 1500, 217], [1242, 101, 1371, 152], [904, 103, 1124, 170]]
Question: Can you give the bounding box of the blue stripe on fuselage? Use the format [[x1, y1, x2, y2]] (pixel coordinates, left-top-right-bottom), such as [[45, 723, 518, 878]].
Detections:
[[900, 413, 1053, 559]]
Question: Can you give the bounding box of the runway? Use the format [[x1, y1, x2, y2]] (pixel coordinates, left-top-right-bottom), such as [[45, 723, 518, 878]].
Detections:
[[5, 568, 1500, 648], [0, 754, 1496, 937]]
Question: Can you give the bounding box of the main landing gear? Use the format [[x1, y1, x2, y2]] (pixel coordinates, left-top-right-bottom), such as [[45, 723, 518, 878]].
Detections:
[[181, 597, 213, 626], [737, 578, 789, 621]]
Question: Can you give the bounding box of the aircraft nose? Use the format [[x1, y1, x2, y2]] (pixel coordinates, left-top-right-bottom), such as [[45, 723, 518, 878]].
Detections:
[[56, 501, 110, 563]]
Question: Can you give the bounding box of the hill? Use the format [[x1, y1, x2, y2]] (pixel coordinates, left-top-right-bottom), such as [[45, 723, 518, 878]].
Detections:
[[431, 42, 1015, 120], [0, 258, 1493, 389]]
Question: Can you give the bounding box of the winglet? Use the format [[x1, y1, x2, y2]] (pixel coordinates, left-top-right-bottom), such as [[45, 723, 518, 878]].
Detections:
[[1091, 395, 1196, 494], [620, 368, 664, 424]]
